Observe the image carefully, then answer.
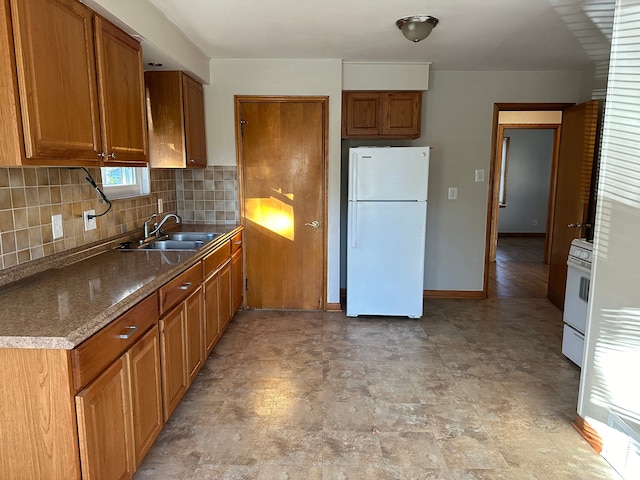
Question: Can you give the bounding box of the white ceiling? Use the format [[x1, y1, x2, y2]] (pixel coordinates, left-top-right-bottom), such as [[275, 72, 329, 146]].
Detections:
[[147, 0, 614, 71]]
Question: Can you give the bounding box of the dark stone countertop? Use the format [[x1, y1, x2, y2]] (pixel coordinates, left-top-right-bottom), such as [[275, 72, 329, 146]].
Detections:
[[0, 224, 241, 349]]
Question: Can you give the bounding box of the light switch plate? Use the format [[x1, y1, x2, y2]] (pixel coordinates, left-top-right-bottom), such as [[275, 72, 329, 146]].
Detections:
[[84, 210, 96, 231], [448, 187, 458, 200], [52, 214, 63, 239], [475, 169, 485, 182]]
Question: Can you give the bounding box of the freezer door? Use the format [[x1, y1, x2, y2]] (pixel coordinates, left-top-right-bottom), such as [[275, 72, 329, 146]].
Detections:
[[348, 147, 429, 201], [346, 201, 427, 317]]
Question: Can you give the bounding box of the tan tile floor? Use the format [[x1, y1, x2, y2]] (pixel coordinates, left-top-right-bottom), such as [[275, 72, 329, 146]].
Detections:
[[134, 299, 621, 480]]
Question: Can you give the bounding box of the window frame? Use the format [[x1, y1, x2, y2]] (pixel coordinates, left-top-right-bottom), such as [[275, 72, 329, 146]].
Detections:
[[100, 166, 150, 199]]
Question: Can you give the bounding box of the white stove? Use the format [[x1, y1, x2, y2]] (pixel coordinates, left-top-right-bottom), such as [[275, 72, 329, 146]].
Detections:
[[562, 238, 593, 367]]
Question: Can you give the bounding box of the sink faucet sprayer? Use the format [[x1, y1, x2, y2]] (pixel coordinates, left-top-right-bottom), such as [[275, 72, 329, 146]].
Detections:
[[146, 213, 181, 237]]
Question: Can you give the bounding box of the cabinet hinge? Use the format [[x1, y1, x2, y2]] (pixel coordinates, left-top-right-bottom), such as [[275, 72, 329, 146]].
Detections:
[[245, 278, 249, 291]]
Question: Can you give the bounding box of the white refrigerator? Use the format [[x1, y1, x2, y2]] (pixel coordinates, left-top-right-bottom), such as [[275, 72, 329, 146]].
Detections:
[[346, 146, 429, 318]]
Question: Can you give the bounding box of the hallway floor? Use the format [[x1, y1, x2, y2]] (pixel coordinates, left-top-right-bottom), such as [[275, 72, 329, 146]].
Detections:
[[489, 236, 549, 299], [134, 299, 620, 480]]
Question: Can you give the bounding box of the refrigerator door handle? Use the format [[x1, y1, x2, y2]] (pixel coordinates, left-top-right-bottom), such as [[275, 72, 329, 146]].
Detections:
[[350, 152, 358, 200], [349, 202, 357, 248]]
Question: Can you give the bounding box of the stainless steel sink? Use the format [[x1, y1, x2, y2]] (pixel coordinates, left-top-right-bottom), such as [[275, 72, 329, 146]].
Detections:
[[166, 232, 220, 242], [141, 239, 205, 250], [116, 232, 221, 252]]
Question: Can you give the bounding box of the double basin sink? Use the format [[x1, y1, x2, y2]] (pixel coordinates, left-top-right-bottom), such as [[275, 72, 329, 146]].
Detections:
[[117, 232, 220, 252]]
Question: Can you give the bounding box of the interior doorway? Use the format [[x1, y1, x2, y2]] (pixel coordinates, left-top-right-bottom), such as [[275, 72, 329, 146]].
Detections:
[[484, 103, 571, 298], [489, 126, 556, 298]]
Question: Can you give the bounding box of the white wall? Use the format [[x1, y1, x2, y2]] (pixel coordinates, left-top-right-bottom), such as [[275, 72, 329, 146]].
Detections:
[[205, 59, 343, 304], [498, 129, 554, 234], [422, 70, 583, 291]]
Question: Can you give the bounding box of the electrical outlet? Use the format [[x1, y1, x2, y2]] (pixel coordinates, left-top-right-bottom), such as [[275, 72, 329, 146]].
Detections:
[[158, 198, 163, 213], [51, 214, 63, 239], [84, 210, 97, 231], [475, 169, 485, 182], [448, 187, 458, 200]]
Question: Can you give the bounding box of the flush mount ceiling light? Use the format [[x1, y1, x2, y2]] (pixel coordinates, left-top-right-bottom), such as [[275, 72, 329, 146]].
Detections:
[[396, 15, 439, 43]]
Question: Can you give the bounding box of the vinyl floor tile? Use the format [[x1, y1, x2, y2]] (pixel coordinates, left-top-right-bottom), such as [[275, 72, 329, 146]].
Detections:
[[133, 298, 621, 480]]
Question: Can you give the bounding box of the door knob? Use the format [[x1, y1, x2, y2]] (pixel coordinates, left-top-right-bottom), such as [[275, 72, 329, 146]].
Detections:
[[305, 220, 320, 228]]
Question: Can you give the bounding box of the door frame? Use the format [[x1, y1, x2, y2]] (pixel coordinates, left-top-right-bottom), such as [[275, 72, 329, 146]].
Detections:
[[483, 102, 573, 298], [234, 95, 329, 310]]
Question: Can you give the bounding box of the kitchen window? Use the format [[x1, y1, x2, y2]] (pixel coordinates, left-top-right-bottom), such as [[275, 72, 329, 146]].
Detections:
[[100, 167, 150, 199]]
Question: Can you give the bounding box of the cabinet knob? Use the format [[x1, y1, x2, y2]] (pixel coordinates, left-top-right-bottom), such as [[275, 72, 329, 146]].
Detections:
[[179, 282, 192, 290], [189, 159, 196, 163], [98, 152, 106, 159], [108, 153, 116, 160]]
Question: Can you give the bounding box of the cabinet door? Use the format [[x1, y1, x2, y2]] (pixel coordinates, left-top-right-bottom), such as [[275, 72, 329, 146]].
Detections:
[[127, 325, 163, 467], [94, 17, 147, 165], [342, 92, 382, 137], [219, 261, 232, 331], [382, 92, 422, 138], [182, 73, 207, 167], [159, 305, 188, 421], [10, 0, 102, 164], [204, 271, 221, 355], [231, 248, 243, 314], [185, 286, 204, 383], [76, 355, 134, 480]]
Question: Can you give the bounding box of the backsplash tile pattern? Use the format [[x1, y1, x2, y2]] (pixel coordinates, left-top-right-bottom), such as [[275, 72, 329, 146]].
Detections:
[[0, 167, 177, 270], [176, 166, 239, 224]]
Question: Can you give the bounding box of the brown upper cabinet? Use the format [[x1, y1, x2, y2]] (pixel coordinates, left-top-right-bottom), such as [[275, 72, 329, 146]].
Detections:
[[145, 71, 208, 168], [0, 0, 147, 167], [342, 91, 423, 139]]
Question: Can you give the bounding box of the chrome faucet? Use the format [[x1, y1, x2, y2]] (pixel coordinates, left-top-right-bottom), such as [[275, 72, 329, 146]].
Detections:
[[143, 213, 159, 238], [148, 213, 181, 237]]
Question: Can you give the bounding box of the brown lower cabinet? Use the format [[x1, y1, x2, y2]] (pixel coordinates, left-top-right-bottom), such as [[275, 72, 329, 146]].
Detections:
[[0, 229, 244, 479], [76, 324, 163, 479]]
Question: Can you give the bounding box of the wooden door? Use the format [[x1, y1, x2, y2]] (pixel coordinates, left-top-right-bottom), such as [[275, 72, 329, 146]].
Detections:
[[342, 92, 381, 137], [10, 0, 102, 164], [237, 97, 327, 310], [547, 100, 600, 308], [204, 270, 220, 354], [75, 355, 134, 480], [159, 305, 187, 421], [94, 17, 147, 165], [182, 73, 207, 167], [383, 92, 422, 137], [185, 287, 204, 383], [231, 247, 244, 312], [127, 325, 163, 467], [219, 261, 232, 329]]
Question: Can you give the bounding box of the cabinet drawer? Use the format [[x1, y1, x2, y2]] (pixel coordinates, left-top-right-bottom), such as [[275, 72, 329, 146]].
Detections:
[[159, 263, 202, 314], [72, 293, 159, 391], [231, 231, 243, 254], [203, 241, 230, 277]]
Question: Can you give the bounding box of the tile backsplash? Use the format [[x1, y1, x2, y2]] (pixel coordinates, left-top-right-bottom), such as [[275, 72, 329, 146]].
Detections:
[[176, 166, 239, 224], [0, 165, 239, 271]]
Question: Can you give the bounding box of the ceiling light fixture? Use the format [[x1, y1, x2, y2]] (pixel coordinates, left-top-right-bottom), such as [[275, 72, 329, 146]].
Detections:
[[396, 15, 439, 43]]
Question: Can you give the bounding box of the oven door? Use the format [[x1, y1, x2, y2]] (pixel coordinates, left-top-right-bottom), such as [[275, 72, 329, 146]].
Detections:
[[563, 261, 590, 334]]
